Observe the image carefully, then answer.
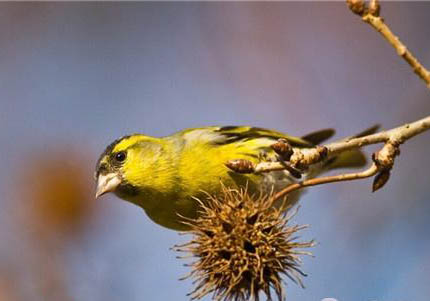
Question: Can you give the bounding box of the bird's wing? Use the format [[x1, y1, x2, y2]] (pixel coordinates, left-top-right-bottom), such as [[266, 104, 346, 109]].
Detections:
[[180, 126, 315, 147], [301, 129, 335, 145]]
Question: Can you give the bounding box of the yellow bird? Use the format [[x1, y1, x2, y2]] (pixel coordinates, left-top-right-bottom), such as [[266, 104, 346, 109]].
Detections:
[[95, 126, 376, 230]]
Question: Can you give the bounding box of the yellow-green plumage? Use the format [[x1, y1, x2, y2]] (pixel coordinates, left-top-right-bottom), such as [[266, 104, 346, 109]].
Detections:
[[95, 126, 376, 230]]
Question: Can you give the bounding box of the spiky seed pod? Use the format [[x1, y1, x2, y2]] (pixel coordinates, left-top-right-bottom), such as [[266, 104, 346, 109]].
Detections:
[[174, 186, 315, 301]]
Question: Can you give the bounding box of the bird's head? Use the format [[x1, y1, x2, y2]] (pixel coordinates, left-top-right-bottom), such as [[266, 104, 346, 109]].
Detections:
[[95, 134, 158, 200]]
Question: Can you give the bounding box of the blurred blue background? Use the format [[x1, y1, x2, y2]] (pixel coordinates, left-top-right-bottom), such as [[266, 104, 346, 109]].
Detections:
[[1, 2, 429, 301]]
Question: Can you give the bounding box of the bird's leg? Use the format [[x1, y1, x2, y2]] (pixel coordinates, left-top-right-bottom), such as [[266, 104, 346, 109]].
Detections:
[[277, 159, 303, 179]]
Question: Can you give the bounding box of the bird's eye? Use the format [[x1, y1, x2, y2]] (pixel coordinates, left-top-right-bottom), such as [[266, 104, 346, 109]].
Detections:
[[115, 151, 127, 162]]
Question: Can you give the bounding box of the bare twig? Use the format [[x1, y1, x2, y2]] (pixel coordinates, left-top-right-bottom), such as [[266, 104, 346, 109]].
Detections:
[[226, 1, 430, 206], [270, 1, 430, 202], [272, 163, 379, 202], [225, 114, 430, 204], [297, 115, 430, 166], [266, 115, 430, 203], [252, 115, 430, 174], [347, 0, 430, 89], [235, 0, 430, 204]]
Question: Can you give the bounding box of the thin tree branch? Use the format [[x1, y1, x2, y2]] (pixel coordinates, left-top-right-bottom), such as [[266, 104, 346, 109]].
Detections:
[[272, 163, 379, 202], [251, 115, 430, 176], [347, 0, 430, 89], [227, 1, 430, 205], [229, 111, 430, 205]]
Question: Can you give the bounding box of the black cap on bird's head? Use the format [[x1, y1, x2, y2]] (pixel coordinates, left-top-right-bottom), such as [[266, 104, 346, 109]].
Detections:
[[94, 135, 134, 198], [95, 133, 159, 200]]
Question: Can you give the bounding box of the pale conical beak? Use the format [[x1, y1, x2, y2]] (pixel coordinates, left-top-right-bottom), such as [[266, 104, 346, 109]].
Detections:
[[95, 173, 121, 199]]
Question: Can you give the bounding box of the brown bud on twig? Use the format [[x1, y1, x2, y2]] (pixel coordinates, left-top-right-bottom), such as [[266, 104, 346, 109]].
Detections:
[[372, 169, 391, 192], [316, 145, 328, 160], [271, 139, 294, 161], [371, 142, 399, 192], [368, 0, 380, 17], [292, 146, 327, 170], [225, 159, 255, 174], [372, 142, 398, 170], [347, 0, 366, 16]]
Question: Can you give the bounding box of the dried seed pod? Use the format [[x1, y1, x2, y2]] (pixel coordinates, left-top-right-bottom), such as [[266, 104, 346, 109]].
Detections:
[[174, 187, 314, 301]]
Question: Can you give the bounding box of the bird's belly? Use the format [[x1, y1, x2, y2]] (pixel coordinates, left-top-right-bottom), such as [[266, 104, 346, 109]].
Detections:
[[258, 170, 304, 208], [140, 157, 312, 231]]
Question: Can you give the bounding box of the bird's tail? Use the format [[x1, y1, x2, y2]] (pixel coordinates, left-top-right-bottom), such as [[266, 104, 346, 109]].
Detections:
[[325, 125, 380, 170], [301, 125, 379, 170]]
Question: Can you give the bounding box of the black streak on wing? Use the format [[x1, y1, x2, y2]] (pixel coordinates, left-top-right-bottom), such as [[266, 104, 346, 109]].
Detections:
[[301, 129, 335, 145], [353, 124, 380, 138], [214, 126, 306, 147], [218, 126, 240, 131]]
